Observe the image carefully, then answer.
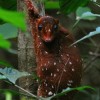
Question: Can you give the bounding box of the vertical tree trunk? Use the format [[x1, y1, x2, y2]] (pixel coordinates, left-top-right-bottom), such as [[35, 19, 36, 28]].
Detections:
[[17, 0, 37, 99]]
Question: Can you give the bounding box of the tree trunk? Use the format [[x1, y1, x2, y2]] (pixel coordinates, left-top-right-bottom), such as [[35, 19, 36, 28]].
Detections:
[[17, 0, 37, 99]]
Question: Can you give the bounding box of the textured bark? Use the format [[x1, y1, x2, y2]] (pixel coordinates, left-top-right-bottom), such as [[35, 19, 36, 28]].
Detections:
[[17, 0, 37, 97]]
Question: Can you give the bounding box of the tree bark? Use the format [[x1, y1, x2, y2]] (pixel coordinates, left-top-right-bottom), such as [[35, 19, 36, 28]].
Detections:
[[17, 0, 37, 99]]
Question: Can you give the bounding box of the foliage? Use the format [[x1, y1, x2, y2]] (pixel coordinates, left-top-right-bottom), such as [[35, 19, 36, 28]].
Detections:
[[45, 1, 59, 9], [73, 7, 100, 28], [0, 74, 6, 79], [0, 34, 11, 49], [5, 91, 12, 100], [0, 67, 95, 100], [0, 60, 12, 67], [0, 67, 30, 84], [50, 86, 95, 99], [59, 0, 90, 14], [0, 89, 21, 100], [71, 27, 100, 46], [0, 0, 16, 10], [0, 67, 94, 100], [0, 8, 26, 31], [0, 23, 18, 39], [76, 7, 91, 18], [79, 11, 100, 20]]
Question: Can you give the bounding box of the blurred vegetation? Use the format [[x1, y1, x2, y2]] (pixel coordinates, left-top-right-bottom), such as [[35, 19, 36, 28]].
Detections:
[[0, 0, 100, 100]]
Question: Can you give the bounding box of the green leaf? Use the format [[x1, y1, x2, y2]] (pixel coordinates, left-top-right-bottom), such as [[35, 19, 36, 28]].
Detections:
[[0, 89, 25, 96], [70, 27, 100, 46], [0, 74, 6, 79], [5, 91, 12, 100], [0, 23, 18, 39], [51, 86, 95, 99], [0, 67, 31, 84], [7, 49, 17, 54], [0, 8, 26, 31], [73, 11, 100, 28], [0, 60, 12, 67], [45, 1, 59, 9], [91, 0, 97, 2], [80, 12, 100, 20], [0, 34, 11, 49], [76, 7, 91, 17], [59, 0, 90, 14], [0, 0, 17, 10]]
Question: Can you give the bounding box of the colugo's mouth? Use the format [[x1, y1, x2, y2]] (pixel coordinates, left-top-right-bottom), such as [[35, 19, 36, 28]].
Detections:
[[42, 35, 54, 43]]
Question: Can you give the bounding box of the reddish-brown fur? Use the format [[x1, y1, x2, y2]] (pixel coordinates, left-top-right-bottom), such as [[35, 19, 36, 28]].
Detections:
[[24, 0, 82, 99]]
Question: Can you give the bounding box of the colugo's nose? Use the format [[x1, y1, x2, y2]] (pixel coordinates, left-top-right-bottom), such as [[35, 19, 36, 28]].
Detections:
[[43, 32, 54, 42]]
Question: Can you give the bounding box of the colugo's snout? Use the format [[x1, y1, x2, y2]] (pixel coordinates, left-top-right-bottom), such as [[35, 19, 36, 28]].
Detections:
[[42, 32, 54, 42]]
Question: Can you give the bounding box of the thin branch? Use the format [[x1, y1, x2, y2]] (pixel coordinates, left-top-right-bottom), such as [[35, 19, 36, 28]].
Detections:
[[80, 27, 97, 47], [83, 47, 100, 72], [15, 84, 39, 99], [77, 26, 100, 72], [91, 1, 100, 7], [72, 19, 80, 29], [89, 51, 100, 57]]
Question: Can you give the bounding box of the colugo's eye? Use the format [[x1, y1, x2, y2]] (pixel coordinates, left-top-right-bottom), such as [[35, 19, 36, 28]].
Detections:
[[53, 25, 58, 30], [38, 24, 43, 31]]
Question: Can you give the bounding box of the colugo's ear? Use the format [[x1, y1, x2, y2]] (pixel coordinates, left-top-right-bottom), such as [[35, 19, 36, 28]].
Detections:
[[28, 9, 40, 19], [24, 0, 40, 19]]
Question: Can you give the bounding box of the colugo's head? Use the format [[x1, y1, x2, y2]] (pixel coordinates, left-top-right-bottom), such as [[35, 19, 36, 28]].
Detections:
[[36, 16, 59, 43]]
